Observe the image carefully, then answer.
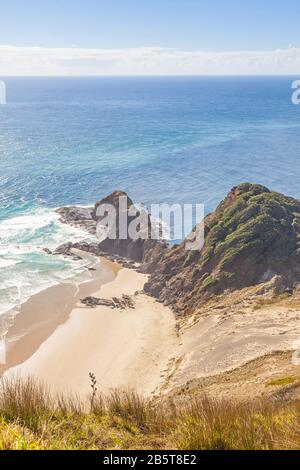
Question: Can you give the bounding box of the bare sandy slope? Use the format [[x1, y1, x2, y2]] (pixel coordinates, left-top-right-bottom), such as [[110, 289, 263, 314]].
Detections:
[[6, 268, 178, 398], [163, 284, 300, 398], [170, 351, 300, 403]]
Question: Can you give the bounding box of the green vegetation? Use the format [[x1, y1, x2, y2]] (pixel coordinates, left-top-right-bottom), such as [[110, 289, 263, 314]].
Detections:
[[201, 275, 218, 289], [0, 377, 299, 450], [200, 183, 300, 293], [267, 377, 298, 387], [194, 183, 300, 294]]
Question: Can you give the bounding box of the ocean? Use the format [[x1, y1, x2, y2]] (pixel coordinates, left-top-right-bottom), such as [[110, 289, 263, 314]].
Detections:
[[0, 76, 300, 326]]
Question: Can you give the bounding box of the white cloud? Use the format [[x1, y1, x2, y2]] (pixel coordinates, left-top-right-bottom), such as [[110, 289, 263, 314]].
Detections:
[[0, 45, 300, 75]]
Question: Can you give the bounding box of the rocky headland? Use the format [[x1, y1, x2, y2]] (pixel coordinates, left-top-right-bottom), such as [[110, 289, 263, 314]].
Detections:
[[57, 183, 300, 316]]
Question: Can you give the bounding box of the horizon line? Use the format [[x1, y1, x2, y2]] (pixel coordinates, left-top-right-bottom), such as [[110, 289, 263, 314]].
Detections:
[[1, 74, 299, 78]]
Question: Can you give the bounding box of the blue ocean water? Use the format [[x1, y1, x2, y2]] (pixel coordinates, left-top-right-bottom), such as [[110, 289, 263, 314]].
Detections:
[[0, 76, 299, 322]]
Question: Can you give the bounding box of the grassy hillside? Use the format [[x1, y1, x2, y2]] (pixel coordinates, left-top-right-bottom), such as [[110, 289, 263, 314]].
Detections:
[[145, 183, 300, 314], [0, 377, 299, 450]]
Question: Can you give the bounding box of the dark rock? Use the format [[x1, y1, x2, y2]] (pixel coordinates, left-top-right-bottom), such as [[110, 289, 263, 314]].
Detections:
[[93, 190, 167, 263], [57, 191, 168, 266], [53, 243, 83, 261], [81, 297, 115, 308], [56, 206, 96, 234], [81, 294, 136, 310]]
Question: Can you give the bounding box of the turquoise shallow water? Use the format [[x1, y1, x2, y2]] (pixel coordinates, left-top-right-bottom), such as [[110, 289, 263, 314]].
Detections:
[[0, 76, 299, 321]]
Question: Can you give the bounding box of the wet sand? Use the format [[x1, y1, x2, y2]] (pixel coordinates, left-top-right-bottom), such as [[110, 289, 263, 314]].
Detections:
[[0, 256, 119, 376]]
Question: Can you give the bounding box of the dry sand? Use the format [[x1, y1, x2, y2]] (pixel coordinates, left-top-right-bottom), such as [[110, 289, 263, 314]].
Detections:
[[162, 284, 300, 397], [5, 262, 178, 398]]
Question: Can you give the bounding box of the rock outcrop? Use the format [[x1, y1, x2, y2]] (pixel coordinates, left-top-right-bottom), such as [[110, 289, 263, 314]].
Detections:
[[92, 190, 166, 263], [56, 190, 168, 267], [81, 295, 135, 310], [56, 206, 96, 234]]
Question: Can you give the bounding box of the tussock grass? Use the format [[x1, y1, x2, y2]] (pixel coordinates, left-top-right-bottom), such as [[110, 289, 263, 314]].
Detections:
[[0, 376, 299, 450], [172, 396, 293, 450], [0, 376, 52, 432], [106, 389, 150, 430]]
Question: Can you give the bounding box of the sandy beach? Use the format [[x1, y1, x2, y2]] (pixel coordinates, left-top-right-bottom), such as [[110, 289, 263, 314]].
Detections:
[[4, 257, 178, 398]]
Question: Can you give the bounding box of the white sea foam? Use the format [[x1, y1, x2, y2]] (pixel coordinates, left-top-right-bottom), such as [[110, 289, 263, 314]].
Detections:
[[0, 207, 95, 330], [0, 259, 18, 268]]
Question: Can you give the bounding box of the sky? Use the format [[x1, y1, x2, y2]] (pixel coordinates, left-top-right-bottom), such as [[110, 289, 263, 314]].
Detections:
[[0, 0, 300, 75]]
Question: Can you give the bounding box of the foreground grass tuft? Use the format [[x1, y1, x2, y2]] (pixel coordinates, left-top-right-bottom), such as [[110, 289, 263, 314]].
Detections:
[[0, 377, 299, 450]]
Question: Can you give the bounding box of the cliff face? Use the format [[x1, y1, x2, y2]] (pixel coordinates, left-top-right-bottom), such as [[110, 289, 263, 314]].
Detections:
[[93, 190, 168, 264], [57, 190, 168, 265], [144, 183, 300, 314]]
